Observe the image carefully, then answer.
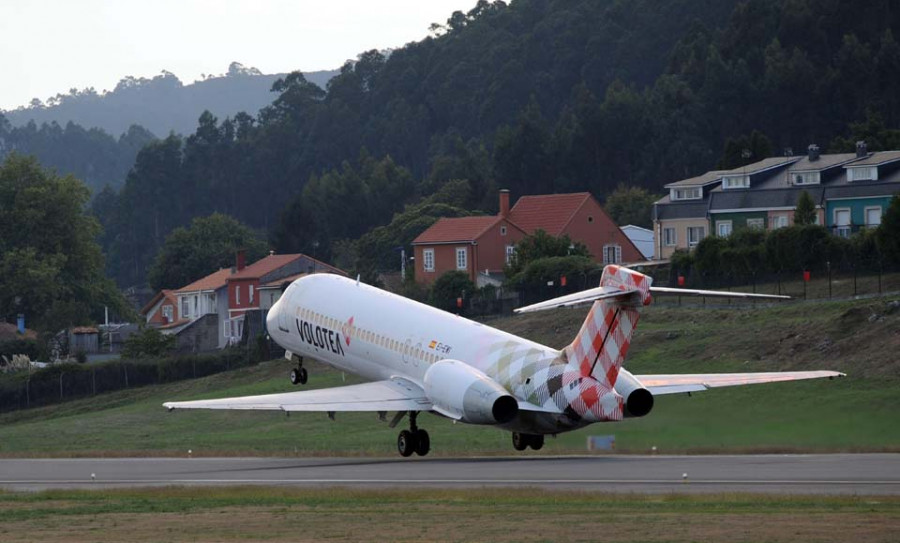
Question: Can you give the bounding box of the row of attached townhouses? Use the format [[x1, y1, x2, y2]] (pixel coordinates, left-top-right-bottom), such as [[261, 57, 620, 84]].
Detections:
[[140, 252, 346, 352], [412, 189, 645, 286], [653, 142, 900, 260]]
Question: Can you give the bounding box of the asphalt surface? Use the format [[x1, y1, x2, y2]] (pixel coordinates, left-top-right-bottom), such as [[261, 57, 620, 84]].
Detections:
[[1, 454, 898, 494]]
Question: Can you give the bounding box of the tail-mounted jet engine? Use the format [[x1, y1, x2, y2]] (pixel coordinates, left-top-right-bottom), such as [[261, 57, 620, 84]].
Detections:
[[424, 360, 518, 424], [615, 371, 654, 418]]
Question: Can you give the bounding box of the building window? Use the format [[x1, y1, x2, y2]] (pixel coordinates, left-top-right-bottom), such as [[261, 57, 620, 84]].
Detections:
[[773, 215, 789, 229], [249, 285, 255, 304], [717, 221, 733, 237], [663, 227, 676, 247], [834, 208, 851, 238], [671, 187, 702, 200], [687, 226, 705, 246], [423, 249, 435, 272], [865, 206, 883, 227], [194, 295, 199, 314], [456, 247, 467, 270], [848, 166, 877, 182], [792, 172, 820, 185], [505, 245, 516, 265], [162, 305, 173, 320], [181, 298, 190, 318], [500, 225, 507, 236], [603, 245, 622, 265], [746, 218, 765, 229], [722, 175, 750, 189], [235, 285, 240, 305]]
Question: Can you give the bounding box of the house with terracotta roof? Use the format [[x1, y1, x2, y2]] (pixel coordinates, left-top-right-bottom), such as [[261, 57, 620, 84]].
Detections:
[[139, 289, 179, 328], [506, 191, 643, 266], [412, 190, 527, 286], [412, 190, 641, 286]]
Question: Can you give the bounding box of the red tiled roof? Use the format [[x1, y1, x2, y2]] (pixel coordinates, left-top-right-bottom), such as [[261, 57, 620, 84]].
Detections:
[[508, 193, 591, 235], [140, 289, 177, 316], [71, 327, 98, 334], [412, 216, 501, 244], [229, 254, 303, 280], [176, 268, 233, 294]]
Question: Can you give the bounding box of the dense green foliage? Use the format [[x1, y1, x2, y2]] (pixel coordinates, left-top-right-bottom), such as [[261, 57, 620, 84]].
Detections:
[[876, 195, 900, 265], [0, 115, 155, 193], [121, 327, 177, 359], [429, 271, 477, 312], [0, 154, 131, 331], [505, 230, 589, 278], [604, 184, 659, 228], [2, 63, 338, 138], [677, 224, 884, 286], [83, 0, 900, 288], [794, 190, 817, 226], [147, 213, 268, 291]]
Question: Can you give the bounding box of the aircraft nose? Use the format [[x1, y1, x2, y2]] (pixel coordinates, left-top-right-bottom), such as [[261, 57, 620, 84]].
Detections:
[[266, 297, 282, 334]]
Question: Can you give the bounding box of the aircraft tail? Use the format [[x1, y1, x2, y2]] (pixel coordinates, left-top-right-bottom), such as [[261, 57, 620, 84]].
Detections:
[[563, 265, 652, 388]]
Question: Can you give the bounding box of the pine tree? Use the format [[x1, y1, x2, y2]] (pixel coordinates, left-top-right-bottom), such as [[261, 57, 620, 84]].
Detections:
[[794, 190, 817, 226]]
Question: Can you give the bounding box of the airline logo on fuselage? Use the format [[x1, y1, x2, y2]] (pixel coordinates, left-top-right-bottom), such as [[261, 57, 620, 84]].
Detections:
[[296, 318, 346, 356]]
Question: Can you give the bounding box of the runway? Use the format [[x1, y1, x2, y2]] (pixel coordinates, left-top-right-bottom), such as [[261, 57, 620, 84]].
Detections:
[[1, 454, 898, 494]]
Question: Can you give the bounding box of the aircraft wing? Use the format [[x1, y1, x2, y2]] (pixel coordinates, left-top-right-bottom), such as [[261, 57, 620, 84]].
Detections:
[[163, 378, 432, 412], [514, 286, 639, 314], [635, 371, 845, 395]]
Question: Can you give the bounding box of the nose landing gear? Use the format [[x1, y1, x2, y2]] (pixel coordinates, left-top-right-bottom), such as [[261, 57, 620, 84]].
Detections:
[[289, 356, 308, 385], [397, 411, 430, 457]]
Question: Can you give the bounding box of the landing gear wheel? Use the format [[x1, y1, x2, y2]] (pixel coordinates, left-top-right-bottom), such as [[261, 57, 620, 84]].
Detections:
[[529, 434, 545, 451], [298, 367, 308, 385], [398, 430, 416, 457], [512, 432, 529, 451], [414, 429, 430, 456], [290, 368, 301, 385]]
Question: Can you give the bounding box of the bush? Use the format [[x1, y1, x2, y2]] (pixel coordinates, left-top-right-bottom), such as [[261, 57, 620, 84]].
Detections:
[[0, 338, 40, 362], [429, 271, 477, 312], [122, 327, 176, 359]]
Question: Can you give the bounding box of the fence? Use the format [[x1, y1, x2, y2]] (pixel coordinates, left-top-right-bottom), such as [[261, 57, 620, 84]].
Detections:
[[0, 348, 257, 413], [457, 260, 900, 317]]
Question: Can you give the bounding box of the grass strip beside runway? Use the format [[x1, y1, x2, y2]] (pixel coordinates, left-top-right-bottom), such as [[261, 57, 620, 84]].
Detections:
[[0, 487, 897, 542]]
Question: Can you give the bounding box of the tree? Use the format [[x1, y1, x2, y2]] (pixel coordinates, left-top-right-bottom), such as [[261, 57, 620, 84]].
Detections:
[[0, 154, 130, 331], [429, 271, 476, 313], [122, 327, 176, 359], [147, 213, 268, 291], [876, 195, 900, 265], [604, 184, 658, 228], [505, 230, 589, 278], [794, 190, 816, 226]]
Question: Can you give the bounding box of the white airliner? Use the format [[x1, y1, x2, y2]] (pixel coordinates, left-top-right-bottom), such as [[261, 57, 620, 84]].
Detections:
[[164, 265, 843, 457]]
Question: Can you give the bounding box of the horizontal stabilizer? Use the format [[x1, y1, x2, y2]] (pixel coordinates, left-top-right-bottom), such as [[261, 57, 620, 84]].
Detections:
[[650, 286, 790, 300], [163, 378, 432, 412], [514, 286, 639, 314], [637, 371, 845, 395]]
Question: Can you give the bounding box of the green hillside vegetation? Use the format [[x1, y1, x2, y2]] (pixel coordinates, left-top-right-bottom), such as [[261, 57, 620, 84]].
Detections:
[[78, 0, 900, 287], [1, 297, 896, 456]]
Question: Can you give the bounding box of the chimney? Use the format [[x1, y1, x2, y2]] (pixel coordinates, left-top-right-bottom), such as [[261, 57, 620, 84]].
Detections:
[[236, 249, 246, 271], [807, 144, 820, 161], [499, 189, 510, 218], [856, 140, 868, 158]]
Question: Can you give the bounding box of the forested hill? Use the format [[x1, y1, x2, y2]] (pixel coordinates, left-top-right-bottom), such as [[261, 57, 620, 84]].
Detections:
[[93, 0, 900, 288], [2, 62, 338, 137]]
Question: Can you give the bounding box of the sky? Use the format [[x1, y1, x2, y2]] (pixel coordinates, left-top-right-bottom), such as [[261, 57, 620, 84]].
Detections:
[[0, 0, 478, 111]]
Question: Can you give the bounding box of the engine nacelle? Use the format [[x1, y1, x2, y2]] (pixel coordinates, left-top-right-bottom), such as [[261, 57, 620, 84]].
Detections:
[[423, 360, 519, 424], [615, 370, 654, 418]]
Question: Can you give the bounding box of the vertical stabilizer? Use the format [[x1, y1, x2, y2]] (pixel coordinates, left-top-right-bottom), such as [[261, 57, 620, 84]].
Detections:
[[564, 265, 652, 387]]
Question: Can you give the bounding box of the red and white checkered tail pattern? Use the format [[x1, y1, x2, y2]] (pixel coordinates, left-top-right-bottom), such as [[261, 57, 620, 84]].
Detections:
[[564, 265, 653, 388]]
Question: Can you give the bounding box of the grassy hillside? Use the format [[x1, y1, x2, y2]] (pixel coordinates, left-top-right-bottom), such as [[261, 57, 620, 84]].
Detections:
[[1, 297, 898, 456]]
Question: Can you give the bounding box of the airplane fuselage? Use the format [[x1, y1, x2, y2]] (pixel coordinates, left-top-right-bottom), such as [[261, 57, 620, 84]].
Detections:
[[267, 274, 618, 434]]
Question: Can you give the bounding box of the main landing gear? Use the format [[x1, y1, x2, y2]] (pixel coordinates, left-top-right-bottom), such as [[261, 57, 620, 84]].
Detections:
[[512, 432, 544, 451], [397, 411, 430, 457], [289, 356, 308, 385]]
